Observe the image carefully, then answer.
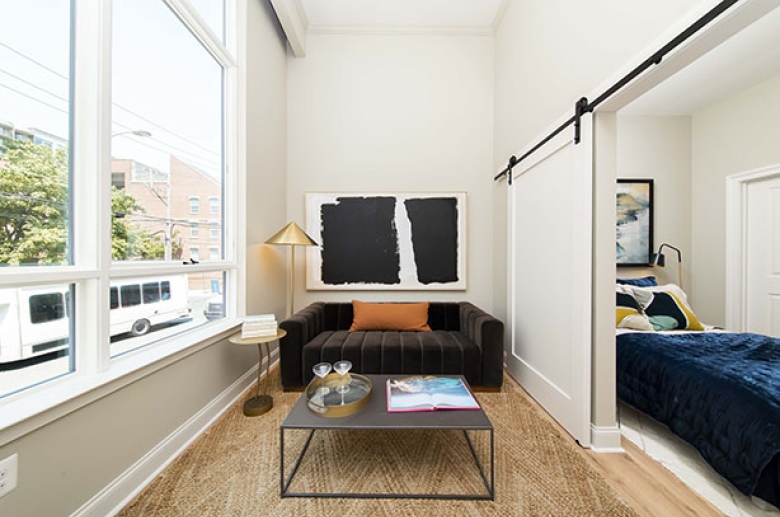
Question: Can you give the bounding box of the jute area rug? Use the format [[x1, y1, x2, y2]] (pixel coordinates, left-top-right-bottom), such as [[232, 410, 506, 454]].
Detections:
[[119, 368, 639, 517]]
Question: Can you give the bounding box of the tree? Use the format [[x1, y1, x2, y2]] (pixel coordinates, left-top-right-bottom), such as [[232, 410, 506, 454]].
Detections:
[[0, 140, 68, 265], [0, 139, 166, 265]]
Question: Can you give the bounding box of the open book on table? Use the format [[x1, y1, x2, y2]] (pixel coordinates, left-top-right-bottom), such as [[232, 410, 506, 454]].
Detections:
[[386, 376, 480, 412]]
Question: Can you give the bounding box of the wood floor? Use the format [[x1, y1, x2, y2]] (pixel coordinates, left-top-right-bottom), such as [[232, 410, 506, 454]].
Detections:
[[511, 383, 725, 517]]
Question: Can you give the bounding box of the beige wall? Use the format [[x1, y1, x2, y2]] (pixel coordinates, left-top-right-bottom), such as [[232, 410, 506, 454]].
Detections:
[[493, 0, 702, 429], [616, 116, 692, 287], [286, 33, 495, 310], [691, 75, 780, 327], [245, 0, 290, 321], [0, 1, 288, 516]]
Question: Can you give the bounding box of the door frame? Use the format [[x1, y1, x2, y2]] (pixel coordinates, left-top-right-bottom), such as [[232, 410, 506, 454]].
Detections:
[[726, 164, 780, 331]]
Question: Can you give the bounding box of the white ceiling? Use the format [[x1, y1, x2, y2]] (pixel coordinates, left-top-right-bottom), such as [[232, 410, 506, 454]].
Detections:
[[621, 6, 780, 115], [299, 0, 507, 31]]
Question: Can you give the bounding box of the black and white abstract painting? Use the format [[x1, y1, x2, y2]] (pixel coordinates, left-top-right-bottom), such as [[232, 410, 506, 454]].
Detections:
[[305, 192, 467, 290]]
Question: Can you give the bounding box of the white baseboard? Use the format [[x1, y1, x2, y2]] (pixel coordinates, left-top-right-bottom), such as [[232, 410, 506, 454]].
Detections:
[[70, 350, 278, 517], [589, 423, 623, 453]]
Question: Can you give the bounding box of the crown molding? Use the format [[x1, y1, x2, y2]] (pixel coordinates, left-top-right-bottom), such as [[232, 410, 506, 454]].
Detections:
[[269, 0, 309, 57], [307, 24, 494, 37]]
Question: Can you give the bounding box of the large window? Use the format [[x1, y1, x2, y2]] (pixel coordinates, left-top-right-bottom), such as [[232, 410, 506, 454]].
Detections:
[[0, 0, 238, 405], [0, 1, 73, 395]]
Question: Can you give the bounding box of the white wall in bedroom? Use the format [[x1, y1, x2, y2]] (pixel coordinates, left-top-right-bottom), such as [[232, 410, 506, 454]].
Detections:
[[692, 75, 780, 327], [615, 116, 692, 290], [286, 32, 495, 310]]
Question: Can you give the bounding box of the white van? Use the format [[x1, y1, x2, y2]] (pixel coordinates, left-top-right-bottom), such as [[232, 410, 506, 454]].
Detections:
[[0, 276, 190, 364]]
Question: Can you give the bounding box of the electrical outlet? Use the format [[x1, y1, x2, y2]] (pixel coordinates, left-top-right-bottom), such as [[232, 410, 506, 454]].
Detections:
[[0, 453, 18, 498]]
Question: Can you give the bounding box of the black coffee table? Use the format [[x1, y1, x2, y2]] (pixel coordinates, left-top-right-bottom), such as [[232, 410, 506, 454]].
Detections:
[[280, 374, 494, 500]]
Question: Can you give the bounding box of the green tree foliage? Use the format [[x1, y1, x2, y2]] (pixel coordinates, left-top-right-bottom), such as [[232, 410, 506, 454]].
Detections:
[[0, 140, 165, 265], [0, 140, 68, 265]]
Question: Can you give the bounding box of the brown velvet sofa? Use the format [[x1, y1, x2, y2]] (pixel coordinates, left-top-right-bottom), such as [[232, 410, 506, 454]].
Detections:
[[278, 302, 504, 391]]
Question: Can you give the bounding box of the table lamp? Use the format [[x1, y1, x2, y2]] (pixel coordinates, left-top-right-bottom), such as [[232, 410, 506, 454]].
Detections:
[[265, 221, 318, 317]]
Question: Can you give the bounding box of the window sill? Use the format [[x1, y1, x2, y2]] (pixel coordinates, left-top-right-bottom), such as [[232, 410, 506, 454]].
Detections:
[[0, 318, 241, 447]]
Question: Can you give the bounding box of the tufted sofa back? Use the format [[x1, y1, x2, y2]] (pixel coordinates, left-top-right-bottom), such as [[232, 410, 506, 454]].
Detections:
[[320, 302, 461, 332]]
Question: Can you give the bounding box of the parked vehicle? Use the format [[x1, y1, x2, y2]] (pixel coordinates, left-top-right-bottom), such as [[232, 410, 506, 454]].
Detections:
[[0, 276, 191, 364], [203, 294, 225, 321]]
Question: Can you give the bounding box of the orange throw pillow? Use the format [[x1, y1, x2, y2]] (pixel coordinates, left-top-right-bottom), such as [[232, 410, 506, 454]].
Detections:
[[349, 301, 432, 332]]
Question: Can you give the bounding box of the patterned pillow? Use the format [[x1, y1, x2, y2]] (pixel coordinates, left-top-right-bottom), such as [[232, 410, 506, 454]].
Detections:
[[616, 286, 654, 331], [629, 284, 704, 331]]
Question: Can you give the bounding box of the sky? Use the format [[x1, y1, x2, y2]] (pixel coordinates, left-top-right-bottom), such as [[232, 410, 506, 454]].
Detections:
[[0, 0, 225, 177]]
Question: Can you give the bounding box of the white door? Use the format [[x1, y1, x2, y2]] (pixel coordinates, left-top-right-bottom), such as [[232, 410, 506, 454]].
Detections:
[[746, 175, 780, 337], [506, 115, 593, 446]]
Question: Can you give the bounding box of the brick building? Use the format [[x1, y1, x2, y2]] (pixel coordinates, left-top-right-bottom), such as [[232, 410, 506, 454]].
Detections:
[[111, 155, 222, 293]]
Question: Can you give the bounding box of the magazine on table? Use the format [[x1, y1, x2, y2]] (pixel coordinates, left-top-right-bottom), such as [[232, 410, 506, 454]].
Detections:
[[386, 376, 481, 412]]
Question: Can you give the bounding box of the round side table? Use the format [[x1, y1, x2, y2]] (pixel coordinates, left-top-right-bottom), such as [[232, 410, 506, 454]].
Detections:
[[228, 328, 287, 417]]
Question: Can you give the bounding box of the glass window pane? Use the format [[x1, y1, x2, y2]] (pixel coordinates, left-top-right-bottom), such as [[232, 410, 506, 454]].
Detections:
[[0, 1, 71, 267], [0, 284, 74, 398], [120, 284, 141, 307], [142, 282, 160, 304], [110, 287, 119, 310], [29, 292, 66, 324], [112, 0, 223, 263], [110, 272, 225, 358]]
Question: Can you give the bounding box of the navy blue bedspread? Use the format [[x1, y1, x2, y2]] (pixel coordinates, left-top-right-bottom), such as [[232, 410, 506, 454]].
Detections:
[[617, 331, 780, 497]]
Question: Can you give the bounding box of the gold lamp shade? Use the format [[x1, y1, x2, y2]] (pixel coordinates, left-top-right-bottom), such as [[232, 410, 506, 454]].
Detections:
[[265, 222, 318, 247], [265, 222, 318, 317]]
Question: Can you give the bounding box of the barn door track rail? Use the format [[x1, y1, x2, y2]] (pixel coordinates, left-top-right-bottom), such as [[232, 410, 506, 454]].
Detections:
[[494, 0, 741, 185]]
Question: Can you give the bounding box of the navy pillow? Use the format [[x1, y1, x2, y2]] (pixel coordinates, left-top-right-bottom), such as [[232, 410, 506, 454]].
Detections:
[[616, 276, 658, 287]]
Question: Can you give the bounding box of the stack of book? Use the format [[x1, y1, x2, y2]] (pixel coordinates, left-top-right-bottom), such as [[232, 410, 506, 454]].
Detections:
[[241, 314, 277, 338]]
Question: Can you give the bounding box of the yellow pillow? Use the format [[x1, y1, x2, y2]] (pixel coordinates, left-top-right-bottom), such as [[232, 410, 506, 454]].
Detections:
[[349, 301, 432, 332]]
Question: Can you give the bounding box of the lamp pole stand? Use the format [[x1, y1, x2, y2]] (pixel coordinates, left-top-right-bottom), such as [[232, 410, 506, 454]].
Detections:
[[288, 246, 295, 318]]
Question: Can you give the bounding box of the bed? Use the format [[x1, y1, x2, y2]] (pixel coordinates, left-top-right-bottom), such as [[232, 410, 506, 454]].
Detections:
[[615, 279, 780, 508]]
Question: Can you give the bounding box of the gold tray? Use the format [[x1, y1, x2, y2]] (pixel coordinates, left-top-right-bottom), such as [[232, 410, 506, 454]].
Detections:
[[305, 373, 372, 418]]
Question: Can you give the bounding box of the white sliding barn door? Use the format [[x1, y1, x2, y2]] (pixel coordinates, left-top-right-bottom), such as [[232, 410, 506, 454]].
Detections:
[[506, 116, 593, 446]]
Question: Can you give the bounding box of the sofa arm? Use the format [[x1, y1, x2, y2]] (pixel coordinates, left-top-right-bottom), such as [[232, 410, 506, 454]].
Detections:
[[279, 303, 326, 389], [459, 302, 504, 388]]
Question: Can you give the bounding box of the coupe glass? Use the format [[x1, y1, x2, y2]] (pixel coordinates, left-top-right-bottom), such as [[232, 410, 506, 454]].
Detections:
[[333, 360, 352, 395], [312, 362, 332, 397]]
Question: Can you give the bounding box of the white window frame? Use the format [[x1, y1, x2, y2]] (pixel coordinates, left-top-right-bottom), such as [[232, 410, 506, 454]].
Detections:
[[209, 196, 219, 214], [189, 196, 200, 214], [0, 0, 246, 446], [210, 221, 219, 239], [190, 220, 200, 238]]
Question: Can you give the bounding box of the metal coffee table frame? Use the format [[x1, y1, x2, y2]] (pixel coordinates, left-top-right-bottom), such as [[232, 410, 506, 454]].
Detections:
[[280, 374, 494, 500]]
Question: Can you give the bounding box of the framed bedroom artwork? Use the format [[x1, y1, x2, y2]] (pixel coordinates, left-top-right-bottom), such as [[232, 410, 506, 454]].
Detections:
[[305, 192, 467, 290], [616, 179, 653, 266]]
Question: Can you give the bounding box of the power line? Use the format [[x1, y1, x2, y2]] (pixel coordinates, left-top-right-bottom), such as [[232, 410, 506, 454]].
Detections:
[[0, 79, 220, 170], [0, 40, 220, 157], [0, 82, 68, 115], [0, 68, 68, 104], [0, 41, 67, 80]]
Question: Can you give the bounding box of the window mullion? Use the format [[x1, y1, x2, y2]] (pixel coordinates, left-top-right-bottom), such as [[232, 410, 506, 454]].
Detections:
[[72, 0, 113, 374]]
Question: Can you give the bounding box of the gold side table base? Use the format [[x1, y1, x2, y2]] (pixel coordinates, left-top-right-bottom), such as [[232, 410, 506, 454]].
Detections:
[[244, 395, 273, 416], [228, 328, 287, 418]]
